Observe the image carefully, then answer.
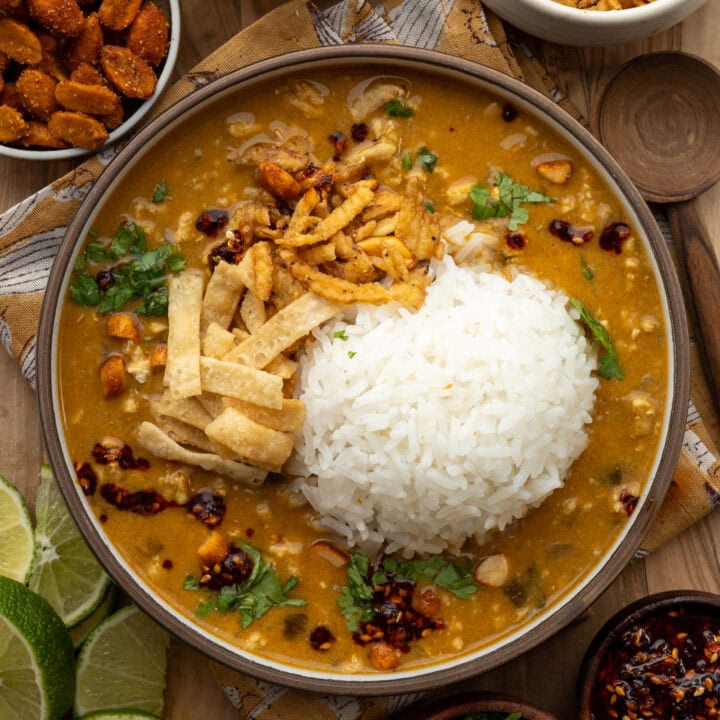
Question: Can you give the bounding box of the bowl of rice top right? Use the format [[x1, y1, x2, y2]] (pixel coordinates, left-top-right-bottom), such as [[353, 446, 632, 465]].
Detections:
[[39, 46, 690, 693]]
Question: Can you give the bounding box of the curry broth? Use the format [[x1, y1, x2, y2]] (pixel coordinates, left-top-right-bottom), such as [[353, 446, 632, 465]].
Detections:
[[57, 70, 667, 672]]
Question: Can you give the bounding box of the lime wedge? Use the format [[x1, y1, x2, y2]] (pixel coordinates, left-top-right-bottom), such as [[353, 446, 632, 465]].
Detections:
[[0, 576, 75, 720], [78, 713, 161, 720], [29, 465, 111, 627], [0, 474, 35, 583], [69, 585, 116, 649], [75, 605, 170, 717]]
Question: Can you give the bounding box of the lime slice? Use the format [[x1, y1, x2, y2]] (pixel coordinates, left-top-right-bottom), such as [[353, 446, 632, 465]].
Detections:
[[0, 474, 35, 583], [75, 605, 170, 717], [78, 713, 161, 720], [28, 465, 111, 627], [69, 585, 116, 649], [0, 576, 75, 720]]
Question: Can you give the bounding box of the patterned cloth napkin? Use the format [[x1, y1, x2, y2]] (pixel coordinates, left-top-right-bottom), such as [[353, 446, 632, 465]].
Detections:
[[0, 1, 718, 717]]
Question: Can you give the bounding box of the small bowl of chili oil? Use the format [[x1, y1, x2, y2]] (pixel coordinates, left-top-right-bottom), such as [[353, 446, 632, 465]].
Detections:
[[579, 591, 720, 720], [390, 692, 559, 720]]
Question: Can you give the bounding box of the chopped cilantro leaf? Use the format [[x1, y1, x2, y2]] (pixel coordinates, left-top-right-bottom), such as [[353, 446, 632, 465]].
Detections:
[[109, 222, 147, 258], [469, 172, 554, 230], [338, 553, 375, 631], [383, 556, 477, 598], [570, 298, 624, 381], [424, 200, 435, 213], [70, 275, 101, 306], [152, 179, 169, 203], [348, 350, 357, 359], [401, 151, 412, 171], [196, 599, 215, 618], [581, 258, 594, 280], [334, 329, 349, 341], [137, 287, 169, 316], [385, 99, 414, 118], [183, 575, 200, 591], [417, 146, 438, 173]]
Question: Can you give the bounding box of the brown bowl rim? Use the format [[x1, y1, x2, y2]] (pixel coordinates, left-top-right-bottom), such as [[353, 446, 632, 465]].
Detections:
[[37, 45, 690, 695], [578, 590, 720, 718]]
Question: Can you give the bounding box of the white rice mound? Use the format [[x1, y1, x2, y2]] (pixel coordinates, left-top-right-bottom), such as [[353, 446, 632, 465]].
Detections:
[[291, 252, 599, 557]]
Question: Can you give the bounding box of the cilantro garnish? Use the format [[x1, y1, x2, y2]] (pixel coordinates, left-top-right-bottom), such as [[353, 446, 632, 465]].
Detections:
[[183, 544, 306, 628], [70, 222, 185, 316], [348, 351, 356, 359], [385, 99, 414, 118], [570, 298, 624, 381], [417, 146, 438, 173], [334, 329, 349, 341], [401, 151, 412, 172], [581, 258, 594, 280], [152, 179, 169, 203], [423, 200, 435, 213], [338, 552, 477, 631], [469, 172, 554, 231]]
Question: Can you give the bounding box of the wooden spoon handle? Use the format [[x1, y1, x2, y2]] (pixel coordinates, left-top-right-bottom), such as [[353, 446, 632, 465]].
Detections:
[[667, 201, 720, 414]]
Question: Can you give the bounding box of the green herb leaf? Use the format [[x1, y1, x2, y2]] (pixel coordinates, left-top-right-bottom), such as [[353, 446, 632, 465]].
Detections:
[[383, 556, 477, 599], [196, 599, 215, 618], [423, 200, 435, 213], [469, 172, 553, 230], [385, 99, 414, 118], [569, 297, 624, 381], [581, 258, 594, 280], [338, 553, 375, 631], [136, 287, 169, 316], [183, 575, 200, 591], [69, 275, 101, 306], [401, 151, 412, 172], [109, 222, 147, 258], [334, 329, 349, 341], [152, 179, 169, 203], [348, 351, 357, 359], [417, 146, 438, 173]]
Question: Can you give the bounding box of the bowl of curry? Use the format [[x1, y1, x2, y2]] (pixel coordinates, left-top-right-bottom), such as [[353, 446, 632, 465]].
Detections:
[[37, 46, 689, 694]]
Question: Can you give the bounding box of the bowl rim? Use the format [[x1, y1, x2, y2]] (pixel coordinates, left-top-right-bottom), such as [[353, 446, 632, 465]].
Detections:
[[577, 590, 720, 718], [37, 44, 690, 695], [487, 0, 698, 20], [0, 0, 182, 162]]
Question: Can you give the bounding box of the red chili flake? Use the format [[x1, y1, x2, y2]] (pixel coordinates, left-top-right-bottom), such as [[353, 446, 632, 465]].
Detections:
[[245, 528, 255, 537], [99, 513, 108, 523], [100, 483, 175, 515], [600, 222, 632, 254], [199, 545, 253, 590], [195, 209, 229, 237], [448, 126, 455, 132], [502, 103, 518, 122], [549, 219, 593, 245], [208, 229, 254, 269], [75, 461, 98, 496], [328, 130, 347, 160], [351, 122, 369, 142], [187, 489, 226, 528], [92, 441, 149, 471], [309, 625, 336, 651], [162, 559, 173, 570], [95, 270, 115, 290], [505, 231, 527, 250], [619, 488, 639, 516]]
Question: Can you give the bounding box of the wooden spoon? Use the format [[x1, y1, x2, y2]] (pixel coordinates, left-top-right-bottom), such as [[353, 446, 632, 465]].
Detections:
[[593, 52, 720, 413]]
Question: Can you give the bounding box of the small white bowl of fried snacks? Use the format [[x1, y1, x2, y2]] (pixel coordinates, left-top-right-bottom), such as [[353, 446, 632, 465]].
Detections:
[[483, 0, 708, 47], [0, 0, 180, 160]]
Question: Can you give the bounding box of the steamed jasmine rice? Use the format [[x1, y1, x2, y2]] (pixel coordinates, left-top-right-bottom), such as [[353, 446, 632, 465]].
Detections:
[[292, 253, 599, 557]]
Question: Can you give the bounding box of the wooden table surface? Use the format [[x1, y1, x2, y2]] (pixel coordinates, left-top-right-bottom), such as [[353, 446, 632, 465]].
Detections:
[[1, 2, 719, 719]]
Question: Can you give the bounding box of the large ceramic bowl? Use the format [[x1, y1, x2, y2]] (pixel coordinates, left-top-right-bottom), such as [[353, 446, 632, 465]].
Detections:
[[483, 0, 708, 47], [37, 46, 689, 695]]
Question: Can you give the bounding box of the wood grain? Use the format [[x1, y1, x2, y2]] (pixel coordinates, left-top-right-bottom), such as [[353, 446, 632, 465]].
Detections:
[[1, 2, 720, 719]]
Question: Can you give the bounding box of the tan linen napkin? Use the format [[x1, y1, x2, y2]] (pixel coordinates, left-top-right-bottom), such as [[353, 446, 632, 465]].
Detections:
[[0, 0, 718, 716]]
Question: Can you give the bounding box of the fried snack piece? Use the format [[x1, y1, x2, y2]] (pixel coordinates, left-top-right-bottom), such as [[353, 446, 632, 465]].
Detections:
[[20, 119, 68, 147], [257, 161, 301, 201], [0, 19, 42, 64], [0, 49, 7, 73], [101, 100, 123, 129], [0, 1, 23, 12], [126, 1, 168, 67], [48, 110, 107, 149], [28, 0, 84, 37], [33, 32, 64, 79], [70, 62, 106, 86], [0, 75, 4, 97], [0, 104, 27, 141], [55, 80, 120, 116], [101, 45, 156, 99], [65, 12, 102, 71], [16, 68, 58, 121], [98, 0, 142, 31], [99, 354, 126, 398], [0, 80, 19, 109]]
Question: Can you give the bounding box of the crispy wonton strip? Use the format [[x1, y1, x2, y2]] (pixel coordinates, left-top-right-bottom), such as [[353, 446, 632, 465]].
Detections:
[[222, 397, 306, 433], [202, 322, 236, 360], [200, 356, 283, 409], [197, 392, 224, 419], [156, 415, 215, 452], [240, 291, 266, 333], [165, 270, 204, 398], [205, 407, 295, 469], [223, 292, 341, 368], [264, 354, 297, 379], [137, 421, 266, 485], [200, 261, 245, 333], [151, 392, 212, 430]]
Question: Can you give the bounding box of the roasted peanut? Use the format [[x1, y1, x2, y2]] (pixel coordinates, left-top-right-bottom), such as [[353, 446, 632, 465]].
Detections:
[[474, 553, 509, 587], [197, 531, 229, 566], [101, 99, 123, 129], [1, 80, 20, 109], [99, 354, 127, 398], [368, 641, 399, 671], [0, 18, 42, 64], [127, 2, 168, 67], [412, 585, 441, 616], [149, 343, 167, 371], [98, 0, 142, 31], [258, 161, 302, 201], [309, 540, 349, 567], [65, 12, 102, 71], [106, 312, 140, 342], [101, 45, 155, 99], [55, 79, 120, 116], [16, 68, 57, 121], [48, 109, 107, 149], [20, 119, 68, 147], [535, 159, 573, 185], [0, 104, 26, 141], [33, 32, 64, 79], [70, 62, 106, 87], [28, 0, 85, 38]]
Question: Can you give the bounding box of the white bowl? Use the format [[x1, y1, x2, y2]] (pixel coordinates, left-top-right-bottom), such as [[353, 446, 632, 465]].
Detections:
[[0, 0, 181, 161], [483, 0, 708, 47]]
